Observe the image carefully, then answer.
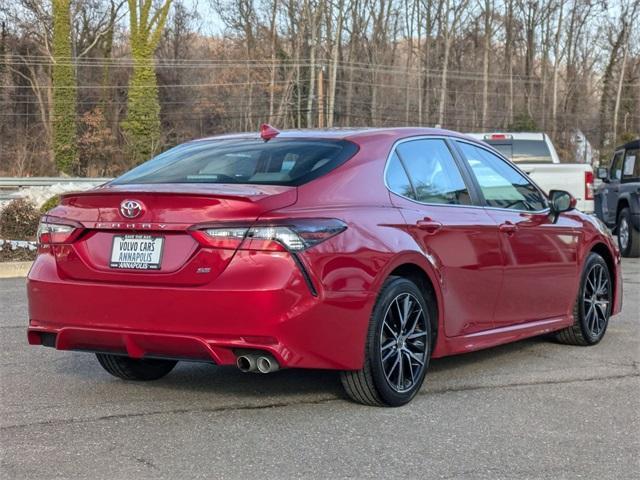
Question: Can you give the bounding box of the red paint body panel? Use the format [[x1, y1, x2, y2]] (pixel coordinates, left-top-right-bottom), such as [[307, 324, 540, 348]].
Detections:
[[485, 209, 582, 325], [27, 128, 623, 370]]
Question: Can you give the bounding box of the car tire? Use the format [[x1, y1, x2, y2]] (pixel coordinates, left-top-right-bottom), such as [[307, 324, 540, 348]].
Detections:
[[96, 353, 177, 381], [340, 276, 433, 407], [617, 208, 640, 258], [554, 252, 612, 346]]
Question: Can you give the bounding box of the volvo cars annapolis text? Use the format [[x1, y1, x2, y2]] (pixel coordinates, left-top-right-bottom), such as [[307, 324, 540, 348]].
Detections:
[[27, 126, 622, 406]]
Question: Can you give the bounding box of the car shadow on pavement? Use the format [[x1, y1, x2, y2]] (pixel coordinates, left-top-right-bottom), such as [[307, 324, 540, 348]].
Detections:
[[56, 335, 552, 404], [429, 336, 550, 373], [160, 363, 345, 398]]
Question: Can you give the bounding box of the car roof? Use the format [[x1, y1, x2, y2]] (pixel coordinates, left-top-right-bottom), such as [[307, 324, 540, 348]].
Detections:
[[193, 127, 478, 143], [617, 139, 639, 151]]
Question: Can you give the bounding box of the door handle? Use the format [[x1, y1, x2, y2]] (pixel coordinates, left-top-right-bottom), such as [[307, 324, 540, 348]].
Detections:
[[416, 218, 443, 234], [499, 221, 517, 235]]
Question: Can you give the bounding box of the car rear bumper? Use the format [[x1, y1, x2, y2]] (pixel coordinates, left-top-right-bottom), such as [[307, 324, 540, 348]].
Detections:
[[27, 252, 374, 370]]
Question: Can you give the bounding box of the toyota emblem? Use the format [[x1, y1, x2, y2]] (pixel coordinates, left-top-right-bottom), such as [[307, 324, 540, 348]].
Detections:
[[120, 200, 144, 219]]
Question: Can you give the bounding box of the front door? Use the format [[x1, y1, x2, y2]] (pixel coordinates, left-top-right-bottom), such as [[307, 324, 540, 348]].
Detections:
[[454, 140, 581, 327], [603, 150, 624, 224], [386, 137, 503, 337]]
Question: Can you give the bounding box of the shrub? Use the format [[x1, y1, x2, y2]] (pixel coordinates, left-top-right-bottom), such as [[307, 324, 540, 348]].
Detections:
[[0, 198, 41, 240], [40, 194, 61, 213], [510, 112, 537, 132]]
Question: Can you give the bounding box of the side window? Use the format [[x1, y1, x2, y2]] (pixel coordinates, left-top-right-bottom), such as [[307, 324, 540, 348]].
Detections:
[[457, 142, 547, 211], [622, 149, 639, 181], [386, 152, 415, 200], [610, 151, 624, 180], [390, 139, 471, 205]]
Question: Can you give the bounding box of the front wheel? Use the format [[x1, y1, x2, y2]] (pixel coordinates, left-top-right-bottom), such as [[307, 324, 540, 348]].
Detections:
[[341, 277, 432, 407], [554, 252, 612, 346], [96, 353, 177, 381], [618, 208, 640, 258]]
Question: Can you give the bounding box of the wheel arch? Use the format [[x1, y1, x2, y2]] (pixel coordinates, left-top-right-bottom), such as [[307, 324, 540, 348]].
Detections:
[[589, 242, 617, 299], [383, 258, 442, 352], [616, 198, 630, 222]]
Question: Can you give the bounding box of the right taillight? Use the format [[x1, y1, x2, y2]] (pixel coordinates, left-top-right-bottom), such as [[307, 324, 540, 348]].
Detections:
[[37, 218, 82, 245], [191, 219, 347, 252]]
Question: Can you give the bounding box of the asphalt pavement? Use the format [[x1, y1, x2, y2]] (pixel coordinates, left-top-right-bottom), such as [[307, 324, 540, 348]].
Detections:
[[1, 259, 638, 479]]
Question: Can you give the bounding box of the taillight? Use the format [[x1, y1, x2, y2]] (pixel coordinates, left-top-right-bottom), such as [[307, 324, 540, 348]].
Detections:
[[190, 227, 248, 250], [191, 219, 347, 252], [585, 171, 594, 200], [485, 134, 512, 140], [37, 218, 82, 245]]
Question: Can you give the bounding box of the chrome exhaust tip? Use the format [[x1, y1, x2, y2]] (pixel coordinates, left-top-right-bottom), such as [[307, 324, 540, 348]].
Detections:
[[236, 355, 258, 372], [256, 355, 279, 374]]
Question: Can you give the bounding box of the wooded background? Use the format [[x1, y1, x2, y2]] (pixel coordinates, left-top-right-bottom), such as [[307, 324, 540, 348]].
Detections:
[[0, 0, 638, 176]]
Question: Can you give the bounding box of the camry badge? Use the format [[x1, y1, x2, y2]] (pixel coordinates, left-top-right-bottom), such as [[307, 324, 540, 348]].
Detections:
[[120, 199, 144, 219]]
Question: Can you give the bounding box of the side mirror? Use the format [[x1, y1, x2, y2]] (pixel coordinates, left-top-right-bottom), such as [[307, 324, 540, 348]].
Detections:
[[549, 190, 576, 214], [597, 167, 609, 182]]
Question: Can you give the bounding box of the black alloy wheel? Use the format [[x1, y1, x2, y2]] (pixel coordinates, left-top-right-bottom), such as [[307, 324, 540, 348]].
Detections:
[[555, 252, 612, 346], [341, 277, 432, 406]]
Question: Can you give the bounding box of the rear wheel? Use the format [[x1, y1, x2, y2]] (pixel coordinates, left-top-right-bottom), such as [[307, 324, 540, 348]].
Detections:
[[340, 277, 432, 407], [617, 208, 640, 258], [554, 253, 612, 346], [96, 353, 177, 381]]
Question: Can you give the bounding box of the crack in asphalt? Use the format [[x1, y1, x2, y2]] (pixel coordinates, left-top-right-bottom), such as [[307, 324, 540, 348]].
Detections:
[[1, 371, 638, 432], [128, 455, 158, 470]]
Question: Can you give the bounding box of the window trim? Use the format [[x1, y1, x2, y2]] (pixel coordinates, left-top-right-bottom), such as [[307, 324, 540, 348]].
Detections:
[[621, 148, 639, 183], [610, 150, 625, 182], [452, 139, 551, 214], [382, 135, 482, 208]]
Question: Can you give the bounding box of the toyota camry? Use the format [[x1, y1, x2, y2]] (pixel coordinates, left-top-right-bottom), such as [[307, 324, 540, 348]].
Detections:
[[27, 126, 622, 406]]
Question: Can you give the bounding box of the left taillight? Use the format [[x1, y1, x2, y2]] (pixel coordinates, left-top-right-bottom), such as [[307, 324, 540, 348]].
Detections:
[[37, 218, 82, 245], [191, 218, 347, 252], [585, 170, 594, 201]]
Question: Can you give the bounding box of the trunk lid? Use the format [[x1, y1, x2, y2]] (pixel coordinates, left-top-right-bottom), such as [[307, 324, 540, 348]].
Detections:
[[49, 183, 297, 285]]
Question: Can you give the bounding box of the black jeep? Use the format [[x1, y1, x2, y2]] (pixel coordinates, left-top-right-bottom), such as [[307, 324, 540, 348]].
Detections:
[[595, 139, 640, 257]]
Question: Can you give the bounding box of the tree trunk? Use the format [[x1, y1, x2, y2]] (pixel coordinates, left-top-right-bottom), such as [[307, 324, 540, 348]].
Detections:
[[551, 2, 564, 140], [612, 44, 628, 143], [437, 36, 451, 127], [306, 3, 318, 128], [327, 3, 343, 127], [268, 0, 279, 123], [318, 68, 325, 127], [481, 0, 491, 130], [504, 0, 513, 128]]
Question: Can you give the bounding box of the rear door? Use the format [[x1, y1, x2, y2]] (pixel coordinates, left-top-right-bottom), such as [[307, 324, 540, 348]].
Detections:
[[454, 140, 581, 326], [386, 137, 503, 337]]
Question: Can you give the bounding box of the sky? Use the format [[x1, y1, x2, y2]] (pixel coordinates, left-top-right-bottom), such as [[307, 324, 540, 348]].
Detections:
[[182, 0, 225, 36]]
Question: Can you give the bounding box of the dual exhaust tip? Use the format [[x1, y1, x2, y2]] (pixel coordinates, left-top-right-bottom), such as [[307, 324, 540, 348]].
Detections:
[[236, 353, 280, 374]]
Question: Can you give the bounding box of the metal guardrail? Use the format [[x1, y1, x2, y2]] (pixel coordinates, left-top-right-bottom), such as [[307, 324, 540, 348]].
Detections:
[[0, 177, 112, 201]]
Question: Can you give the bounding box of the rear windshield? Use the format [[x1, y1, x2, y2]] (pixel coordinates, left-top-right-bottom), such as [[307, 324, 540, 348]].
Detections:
[[112, 138, 358, 186], [483, 139, 553, 164]]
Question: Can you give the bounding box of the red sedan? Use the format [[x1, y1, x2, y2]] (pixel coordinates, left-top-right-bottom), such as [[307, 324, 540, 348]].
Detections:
[[27, 126, 623, 406]]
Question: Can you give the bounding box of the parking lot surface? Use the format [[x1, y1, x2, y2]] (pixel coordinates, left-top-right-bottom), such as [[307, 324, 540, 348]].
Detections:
[[1, 259, 639, 479]]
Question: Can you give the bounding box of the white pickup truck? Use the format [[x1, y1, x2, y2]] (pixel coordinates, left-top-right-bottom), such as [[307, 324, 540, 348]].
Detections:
[[466, 132, 594, 213]]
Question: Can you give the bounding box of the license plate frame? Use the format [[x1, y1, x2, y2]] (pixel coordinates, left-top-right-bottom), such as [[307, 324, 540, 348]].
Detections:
[[109, 234, 164, 270]]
